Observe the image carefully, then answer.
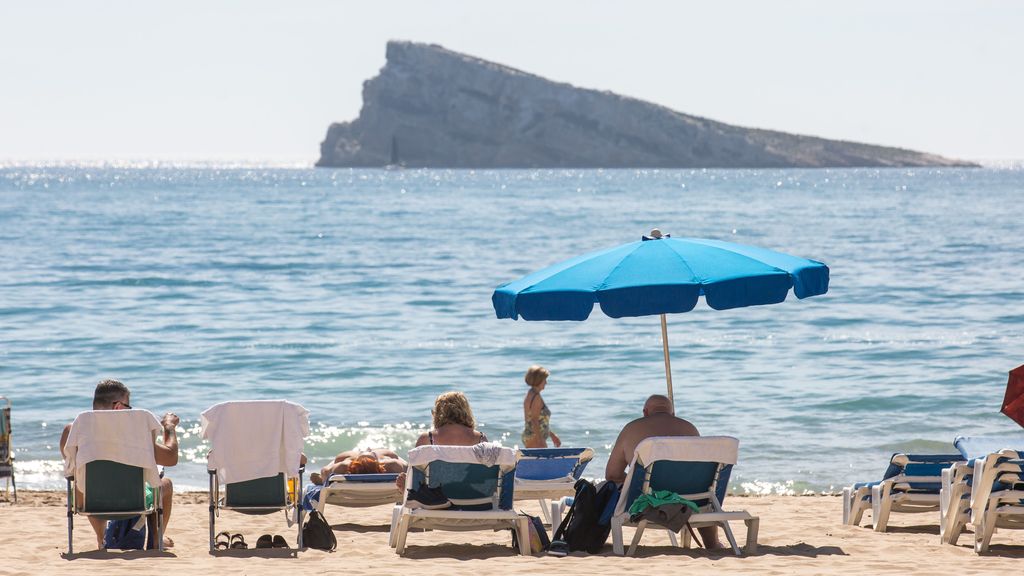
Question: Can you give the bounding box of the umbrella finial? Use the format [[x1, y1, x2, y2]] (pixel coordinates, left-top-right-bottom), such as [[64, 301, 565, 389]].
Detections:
[[643, 228, 669, 241]]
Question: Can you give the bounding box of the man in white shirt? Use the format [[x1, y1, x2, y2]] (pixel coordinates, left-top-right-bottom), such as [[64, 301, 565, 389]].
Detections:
[[59, 379, 179, 550]]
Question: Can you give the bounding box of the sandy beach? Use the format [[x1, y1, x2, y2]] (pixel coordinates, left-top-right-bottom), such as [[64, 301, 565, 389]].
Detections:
[[2, 492, 1022, 575]]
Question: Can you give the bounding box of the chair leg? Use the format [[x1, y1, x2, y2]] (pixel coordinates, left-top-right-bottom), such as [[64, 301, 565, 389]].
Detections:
[[744, 516, 759, 554], [297, 503, 304, 549], [668, 530, 679, 547], [721, 521, 741, 556], [871, 484, 891, 532], [611, 515, 625, 555], [66, 479, 74, 555], [517, 517, 531, 555], [389, 505, 402, 548], [681, 527, 690, 548], [627, 519, 647, 557], [538, 499, 551, 525], [394, 513, 411, 555], [156, 484, 164, 552], [842, 487, 852, 524], [208, 471, 216, 552]]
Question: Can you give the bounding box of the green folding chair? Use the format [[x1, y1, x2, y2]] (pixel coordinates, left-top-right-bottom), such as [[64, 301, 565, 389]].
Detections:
[[66, 460, 162, 554], [208, 470, 304, 551], [0, 397, 15, 503]]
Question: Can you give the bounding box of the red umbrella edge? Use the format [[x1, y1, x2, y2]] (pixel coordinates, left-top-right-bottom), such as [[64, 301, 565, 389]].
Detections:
[[1001, 364, 1024, 429]]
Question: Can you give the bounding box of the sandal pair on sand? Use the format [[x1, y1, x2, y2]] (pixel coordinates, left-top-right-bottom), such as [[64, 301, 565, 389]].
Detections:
[[215, 531, 289, 549], [214, 531, 248, 550]]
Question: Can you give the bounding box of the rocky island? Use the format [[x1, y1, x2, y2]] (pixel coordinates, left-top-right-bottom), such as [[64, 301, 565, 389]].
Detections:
[[317, 41, 975, 169]]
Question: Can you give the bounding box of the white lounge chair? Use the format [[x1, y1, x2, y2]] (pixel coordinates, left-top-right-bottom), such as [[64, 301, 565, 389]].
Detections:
[[609, 436, 758, 556], [939, 434, 1024, 547], [966, 449, 1024, 553], [841, 453, 962, 531], [316, 472, 403, 514], [515, 447, 594, 525], [201, 400, 309, 551], [389, 444, 529, 556]]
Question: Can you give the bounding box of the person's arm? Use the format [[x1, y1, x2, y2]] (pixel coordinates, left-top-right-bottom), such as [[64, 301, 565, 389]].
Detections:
[[154, 412, 179, 467], [604, 428, 629, 484], [59, 423, 72, 457]]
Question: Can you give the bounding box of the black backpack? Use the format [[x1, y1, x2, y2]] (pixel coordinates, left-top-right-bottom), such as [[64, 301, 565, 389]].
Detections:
[[552, 479, 619, 553], [302, 510, 337, 551]]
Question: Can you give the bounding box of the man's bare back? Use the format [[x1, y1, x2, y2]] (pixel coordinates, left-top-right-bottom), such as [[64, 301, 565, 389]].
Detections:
[[605, 396, 699, 484]]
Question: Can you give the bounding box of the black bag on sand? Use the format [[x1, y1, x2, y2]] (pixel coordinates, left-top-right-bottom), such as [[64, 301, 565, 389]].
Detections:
[[302, 510, 337, 551], [551, 479, 619, 554]]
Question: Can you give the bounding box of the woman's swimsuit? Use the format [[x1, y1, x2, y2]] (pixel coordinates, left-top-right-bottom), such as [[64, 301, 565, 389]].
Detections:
[[522, 389, 552, 445]]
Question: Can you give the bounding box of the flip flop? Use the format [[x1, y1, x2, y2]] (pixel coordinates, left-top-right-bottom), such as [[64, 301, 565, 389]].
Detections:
[[272, 535, 289, 548], [256, 534, 274, 549], [229, 533, 248, 549], [215, 531, 232, 550]]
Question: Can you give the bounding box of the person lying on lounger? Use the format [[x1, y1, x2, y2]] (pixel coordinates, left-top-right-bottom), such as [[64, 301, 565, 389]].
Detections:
[[310, 448, 407, 485]]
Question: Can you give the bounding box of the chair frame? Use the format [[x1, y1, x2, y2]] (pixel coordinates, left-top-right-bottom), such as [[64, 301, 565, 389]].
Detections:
[[389, 448, 529, 556], [514, 447, 594, 525], [316, 472, 403, 515], [842, 453, 962, 532], [943, 451, 1024, 553], [0, 397, 15, 503], [208, 469, 304, 551], [65, 462, 163, 555], [610, 437, 758, 557]]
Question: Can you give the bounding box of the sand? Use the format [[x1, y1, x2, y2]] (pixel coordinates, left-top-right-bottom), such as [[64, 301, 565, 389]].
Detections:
[[2, 491, 1023, 575]]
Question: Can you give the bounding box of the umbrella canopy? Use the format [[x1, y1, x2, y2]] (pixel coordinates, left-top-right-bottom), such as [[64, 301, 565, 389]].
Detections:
[[492, 231, 829, 404], [1002, 364, 1024, 428]]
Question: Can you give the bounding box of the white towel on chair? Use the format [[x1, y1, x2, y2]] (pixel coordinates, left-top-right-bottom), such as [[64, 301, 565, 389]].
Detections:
[[201, 400, 309, 484], [62, 409, 163, 494]]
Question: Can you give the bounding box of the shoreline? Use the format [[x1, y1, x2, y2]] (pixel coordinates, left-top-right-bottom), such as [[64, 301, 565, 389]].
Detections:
[[4, 492, 1023, 575]]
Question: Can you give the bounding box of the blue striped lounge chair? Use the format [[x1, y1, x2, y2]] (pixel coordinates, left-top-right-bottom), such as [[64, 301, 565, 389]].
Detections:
[[609, 436, 758, 557], [389, 444, 529, 556], [842, 453, 963, 532], [941, 435, 1024, 551], [515, 447, 594, 525], [316, 472, 403, 515]]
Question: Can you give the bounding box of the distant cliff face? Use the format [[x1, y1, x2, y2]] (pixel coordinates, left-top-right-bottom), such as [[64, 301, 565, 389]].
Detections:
[[318, 41, 975, 169]]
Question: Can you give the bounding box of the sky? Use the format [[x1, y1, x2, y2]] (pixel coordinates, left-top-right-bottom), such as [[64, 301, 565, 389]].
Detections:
[[1, 0, 1021, 164]]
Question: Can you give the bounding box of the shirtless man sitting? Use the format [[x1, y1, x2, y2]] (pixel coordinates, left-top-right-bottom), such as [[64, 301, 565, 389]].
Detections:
[[605, 394, 721, 549], [59, 379, 179, 550]]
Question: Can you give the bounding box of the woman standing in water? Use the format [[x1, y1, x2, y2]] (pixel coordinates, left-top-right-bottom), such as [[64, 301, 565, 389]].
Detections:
[[522, 365, 561, 448]]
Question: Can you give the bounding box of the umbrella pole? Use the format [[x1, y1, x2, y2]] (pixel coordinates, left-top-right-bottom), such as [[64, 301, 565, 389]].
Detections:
[[660, 313, 674, 409]]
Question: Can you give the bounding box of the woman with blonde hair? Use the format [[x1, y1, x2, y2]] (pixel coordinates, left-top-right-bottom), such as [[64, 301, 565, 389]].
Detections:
[[522, 365, 561, 448], [414, 391, 487, 447], [395, 391, 487, 489]]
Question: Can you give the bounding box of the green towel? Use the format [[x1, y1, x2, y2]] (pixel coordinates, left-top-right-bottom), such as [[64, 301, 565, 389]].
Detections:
[[628, 490, 700, 516]]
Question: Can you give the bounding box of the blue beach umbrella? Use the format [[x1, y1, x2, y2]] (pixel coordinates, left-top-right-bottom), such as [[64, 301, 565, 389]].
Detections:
[[492, 230, 829, 405]]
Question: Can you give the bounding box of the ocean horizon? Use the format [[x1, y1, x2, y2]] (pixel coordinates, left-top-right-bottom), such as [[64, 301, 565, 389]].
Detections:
[[2, 164, 1022, 493]]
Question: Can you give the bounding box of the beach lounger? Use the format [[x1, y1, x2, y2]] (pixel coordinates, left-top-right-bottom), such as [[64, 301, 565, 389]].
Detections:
[[940, 435, 1024, 550], [389, 444, 529, 556], [0, 397, 15, 503], [62, 410, 165, 554], [315, 472, 403, 515], [609, 436, 758, 557], [964, 449, 1024, 552], [514, 447, 594, 525], [842, 453, 963, 532], [202, 400, 309, 551]]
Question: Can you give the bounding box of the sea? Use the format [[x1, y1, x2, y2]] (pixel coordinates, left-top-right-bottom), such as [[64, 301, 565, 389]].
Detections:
[[2, 164, 1022, 494]]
